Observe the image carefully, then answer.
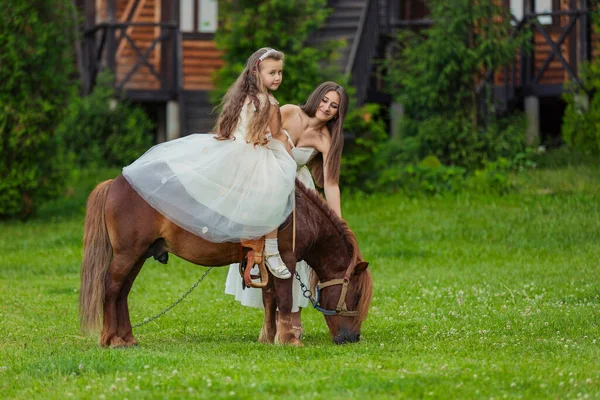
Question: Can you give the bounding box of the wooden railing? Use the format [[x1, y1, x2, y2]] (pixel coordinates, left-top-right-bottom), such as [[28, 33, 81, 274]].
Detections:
[[348, 0, 380, 104], [478, 4, 590, 116], [83, 22, 181, 101]]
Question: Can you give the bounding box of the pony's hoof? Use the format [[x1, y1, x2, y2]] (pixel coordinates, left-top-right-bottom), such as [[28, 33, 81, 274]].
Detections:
[[109, 337, 128, 348], [274, 333, 303, 346], [258, 333, 275, 344], [122, 336, 139, 347]]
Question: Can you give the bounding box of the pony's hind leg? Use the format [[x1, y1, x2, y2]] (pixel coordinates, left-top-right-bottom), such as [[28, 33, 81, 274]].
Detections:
[[115, 257, 146, 346], [100, 253, 140, 348]]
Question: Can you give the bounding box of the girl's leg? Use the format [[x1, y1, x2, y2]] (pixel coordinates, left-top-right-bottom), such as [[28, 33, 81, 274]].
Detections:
[[264, 228, 291, 279]]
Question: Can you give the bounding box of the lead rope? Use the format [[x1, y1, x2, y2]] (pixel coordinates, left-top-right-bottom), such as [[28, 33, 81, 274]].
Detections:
[[132, 267, 214, 329], [292, 193, 296, 252]]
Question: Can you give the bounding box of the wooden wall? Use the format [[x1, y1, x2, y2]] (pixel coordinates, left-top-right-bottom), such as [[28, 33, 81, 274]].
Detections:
[[182, 40, 223, 91]]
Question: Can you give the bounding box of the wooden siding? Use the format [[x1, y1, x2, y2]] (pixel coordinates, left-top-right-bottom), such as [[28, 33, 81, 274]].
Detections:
[[494, 0, 584, 88], [182, 40, 223, 91]]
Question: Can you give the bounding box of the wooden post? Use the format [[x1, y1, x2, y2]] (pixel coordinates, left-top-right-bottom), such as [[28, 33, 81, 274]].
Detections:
[[525, 96, 540, 145], [569, 0, 578, 79], [83, 0, 96, 94], [106, 0, 116, 74]]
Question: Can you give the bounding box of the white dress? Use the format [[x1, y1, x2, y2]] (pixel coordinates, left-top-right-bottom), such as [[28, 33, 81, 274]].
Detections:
[[122, 94, 297, 243], [224, 136, 318, 312]]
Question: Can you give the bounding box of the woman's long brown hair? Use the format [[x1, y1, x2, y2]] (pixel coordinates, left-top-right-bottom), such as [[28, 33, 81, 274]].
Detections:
[[214, 48, 284, 145], [300, 82, 349, 187]]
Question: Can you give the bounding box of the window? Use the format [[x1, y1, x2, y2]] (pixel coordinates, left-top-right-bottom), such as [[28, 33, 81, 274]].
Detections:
[[535, 0, 553, 25], [179, 0, 218, 34], [509, 0, 523, 24], [509, 0, 554, 26]]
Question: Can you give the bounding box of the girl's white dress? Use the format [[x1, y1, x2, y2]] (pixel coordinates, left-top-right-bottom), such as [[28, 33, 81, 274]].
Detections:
[[225, 138, 318, 312], [122, 94, 297, 243]]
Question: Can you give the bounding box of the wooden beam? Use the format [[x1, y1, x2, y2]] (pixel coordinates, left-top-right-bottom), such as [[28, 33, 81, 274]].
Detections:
[[106, 0, 117, 71]]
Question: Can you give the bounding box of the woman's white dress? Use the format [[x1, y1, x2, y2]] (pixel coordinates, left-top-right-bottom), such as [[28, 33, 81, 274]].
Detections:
[[122, 95, 297, 243], [224, 139, 318, 312]]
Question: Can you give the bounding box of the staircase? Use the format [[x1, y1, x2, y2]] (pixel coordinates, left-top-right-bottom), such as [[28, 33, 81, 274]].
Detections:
[[183, 91, 216, 135], [314, 0, 380, 103], [315, 1, 365, 73]]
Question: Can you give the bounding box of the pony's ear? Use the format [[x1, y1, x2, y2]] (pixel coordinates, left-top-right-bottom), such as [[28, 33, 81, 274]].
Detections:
[[355, 261, 369, 274]]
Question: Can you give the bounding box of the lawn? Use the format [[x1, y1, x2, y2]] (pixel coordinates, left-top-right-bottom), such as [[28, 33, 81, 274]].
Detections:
[[1, 156, 599, 399]]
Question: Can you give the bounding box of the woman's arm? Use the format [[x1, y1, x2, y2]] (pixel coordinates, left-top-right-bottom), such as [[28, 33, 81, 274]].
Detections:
[[322, 148, 342, 218]]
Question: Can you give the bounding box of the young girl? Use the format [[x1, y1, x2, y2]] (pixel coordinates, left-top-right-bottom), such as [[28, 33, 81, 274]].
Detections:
[[225, 82, 350, 336], [122, 47, 296, 279]]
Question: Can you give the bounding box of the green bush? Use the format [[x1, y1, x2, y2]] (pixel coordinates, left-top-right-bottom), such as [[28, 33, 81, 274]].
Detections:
[[0, 0, 77, 218], [56, 71, 154, 168], [561, 47, 600, 154], [340, 103, 389, 189], [377, 158, 468, 196]]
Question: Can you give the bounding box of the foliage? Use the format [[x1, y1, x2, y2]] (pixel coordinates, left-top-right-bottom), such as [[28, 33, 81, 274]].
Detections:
[[212, 0, 343, 105], [3, 163, 600, 398], [380, 0, 531, 189], [340, 103, 389, 189], [384, 0, 528, 124], [561, 15, 600, 154], [56, 71, 154, 168], [0, 0, 78, 218]]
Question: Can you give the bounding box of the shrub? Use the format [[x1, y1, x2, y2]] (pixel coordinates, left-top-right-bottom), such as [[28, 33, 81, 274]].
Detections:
[[561, 54, 600, 154], [340, 103, 389, 189], [56, 71, 154, 168], [0, 0, 77, 218], [561, 11, 600, 153]]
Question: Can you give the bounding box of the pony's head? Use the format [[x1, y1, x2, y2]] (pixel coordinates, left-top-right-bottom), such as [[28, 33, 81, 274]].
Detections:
[[297, 182, 373, 344], [316, 260, 372, 344]]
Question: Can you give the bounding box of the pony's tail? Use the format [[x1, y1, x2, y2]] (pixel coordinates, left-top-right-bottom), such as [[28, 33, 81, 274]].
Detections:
[[79, 179, 114, 333]]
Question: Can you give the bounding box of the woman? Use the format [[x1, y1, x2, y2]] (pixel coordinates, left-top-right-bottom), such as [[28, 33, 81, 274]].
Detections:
[[225, 81, 349, 337]]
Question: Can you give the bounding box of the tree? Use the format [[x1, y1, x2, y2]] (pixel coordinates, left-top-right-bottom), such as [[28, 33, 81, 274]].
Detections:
[[212, 0, 344, 106]]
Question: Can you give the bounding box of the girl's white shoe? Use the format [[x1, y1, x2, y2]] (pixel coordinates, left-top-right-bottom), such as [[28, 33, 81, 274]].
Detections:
[[264, 252, 291, 279]]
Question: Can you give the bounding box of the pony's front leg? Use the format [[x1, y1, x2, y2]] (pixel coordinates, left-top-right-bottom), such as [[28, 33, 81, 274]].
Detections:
[[273, 255, 302, 346], [259, 281, 277, 343]]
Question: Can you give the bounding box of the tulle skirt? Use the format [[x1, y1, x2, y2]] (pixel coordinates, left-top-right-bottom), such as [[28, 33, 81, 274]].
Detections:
[[122, 133, 297, 243], [225, 165, 317, 312]]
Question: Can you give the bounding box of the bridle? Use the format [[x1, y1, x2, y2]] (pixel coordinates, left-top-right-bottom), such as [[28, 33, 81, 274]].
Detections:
[[295, 262, 358, 317]]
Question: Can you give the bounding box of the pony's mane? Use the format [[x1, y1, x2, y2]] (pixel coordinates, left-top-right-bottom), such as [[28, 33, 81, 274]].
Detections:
[[296, 180, 372, 325], [295, 180, 362, 267]]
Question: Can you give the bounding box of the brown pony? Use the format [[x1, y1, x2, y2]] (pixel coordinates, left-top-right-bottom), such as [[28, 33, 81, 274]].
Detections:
[[79, 176, 372, 347]]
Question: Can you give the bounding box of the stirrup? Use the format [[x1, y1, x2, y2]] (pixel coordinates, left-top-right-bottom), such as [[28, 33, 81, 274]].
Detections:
[[264, 251, 291, 279]]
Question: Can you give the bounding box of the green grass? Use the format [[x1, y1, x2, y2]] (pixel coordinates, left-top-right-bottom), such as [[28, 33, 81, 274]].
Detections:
[[1, 156, 600, 399]]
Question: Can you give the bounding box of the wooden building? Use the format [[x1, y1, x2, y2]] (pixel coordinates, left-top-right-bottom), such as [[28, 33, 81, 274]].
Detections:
[[380, 0, 597, 142], [82, 0, 223, 141], [81, 0, 597, 143]]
